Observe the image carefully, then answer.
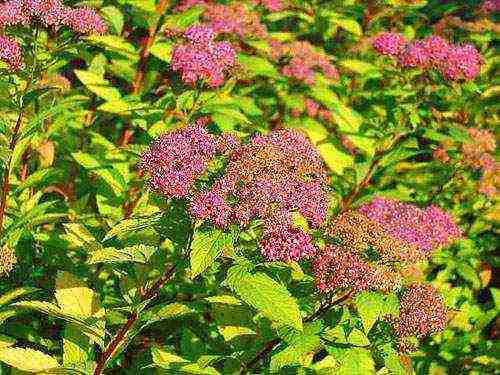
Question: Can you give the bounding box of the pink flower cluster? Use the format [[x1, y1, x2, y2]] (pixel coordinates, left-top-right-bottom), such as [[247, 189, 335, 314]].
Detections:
[[0, 0, 106, 32], [481, 0, 500, 13], [175, 0, 211, 12], [203, 3, 268, 39], [359, 197, 462, 253], [373, 33, 483, 81], [0, 35, 22, 70], [171, 25, 236, 87], [313, 245, 400, 293], [0, 0, 106, 70], [395, 283, 447, 339], [140, 122, 216, 198], [252, 0, 284, 12], [191, 129, 329, 262], [433, 127, 498, 197], [270, 40, 339, 85], [314, 198, 461, 295], [291, 98, 333, 122]]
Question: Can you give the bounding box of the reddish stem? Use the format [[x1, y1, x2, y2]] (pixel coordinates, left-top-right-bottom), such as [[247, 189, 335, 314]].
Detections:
[[119, 0, 171, 147], [93, 264, 176, 375]]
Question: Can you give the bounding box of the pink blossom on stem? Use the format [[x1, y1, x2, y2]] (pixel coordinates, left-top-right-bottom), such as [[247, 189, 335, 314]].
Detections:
[[372, 32, 408, 56], [171, 25, 236, 87], [0, 35, 23, 70], [140, 123, 216, 198], [0, 0, 31, 28], [395, 283, 447, 338], [359, 197, 462, 254], [252, 0, 284, 12]]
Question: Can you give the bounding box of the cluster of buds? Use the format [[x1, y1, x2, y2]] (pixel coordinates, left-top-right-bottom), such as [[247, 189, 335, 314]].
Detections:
[[394, 283, 447, 339], [203, 3, 268, 39], [313, 245, 402, 293], [434, 128, 498, 197], [291, 98, 332, 122], [175, 0, 211, 12], [140, 121, 217, 198], [269, 40, 339, 85], [142, 125, 330, 263], [358, 197, 462, 254], [315, 197, 460, 293], [0, 246, 16, 276], [373, 33, 483, 81], [191, 129, 329, 262], [481, 0, 500, 13], [251, 0, 284, 12], [171, 25, 236, 87], [0, 0, 106, 70]]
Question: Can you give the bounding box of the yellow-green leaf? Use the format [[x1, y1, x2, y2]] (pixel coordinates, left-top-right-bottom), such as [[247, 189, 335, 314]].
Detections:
[[0, 347, 59, 373]]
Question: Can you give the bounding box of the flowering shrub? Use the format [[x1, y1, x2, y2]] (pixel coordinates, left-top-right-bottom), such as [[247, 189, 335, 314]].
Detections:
[[0, 0, 497, 374]]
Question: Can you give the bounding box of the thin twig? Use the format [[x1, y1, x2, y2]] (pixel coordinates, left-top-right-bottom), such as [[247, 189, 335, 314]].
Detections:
[[241, 291, 353, 374], [340, 132, 409, 212], [119, 0, 171, 147], [93, 264, 177, 375]]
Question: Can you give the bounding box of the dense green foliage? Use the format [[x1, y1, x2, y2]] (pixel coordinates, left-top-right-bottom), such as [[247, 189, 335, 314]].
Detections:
[[0, 0, 498, 374]]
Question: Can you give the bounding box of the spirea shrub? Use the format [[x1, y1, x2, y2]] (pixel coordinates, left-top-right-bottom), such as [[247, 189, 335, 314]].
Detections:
[[0, 1, 497, 374]]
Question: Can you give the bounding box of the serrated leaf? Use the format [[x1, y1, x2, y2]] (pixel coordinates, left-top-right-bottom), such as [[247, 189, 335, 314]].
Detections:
[[238, 54, 278, 78], [87, 245, 157, 264], [317, 143, 354, 175], [190, 228, 234, 279], [100, 6, 124, 34], [151, 347, 219, 374], [72, 152, 125, 196], [0, 287, 38, 308], [103, 214, 161, 241], [74, 70, 121, 101], [226, 267, 303, 331], [0, 347, 60, 372], [270, 334, 320, 371], [84, 35, 138, 60], [330, 15, 362, 36], [150, 41, 173, 63], [337, 348, 375, 375], [355, 292, 399, 333]]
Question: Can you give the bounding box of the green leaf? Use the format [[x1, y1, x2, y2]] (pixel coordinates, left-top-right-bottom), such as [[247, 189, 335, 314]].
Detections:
[[74, 70, 122, 101], [0, 347, 60, 372], [330, 15, 362, 36], [100, 6, 124, 34], [151, 347, 219, 374], [55, 272, 100, 318], [270, 334, 320, 371], [238, 54, 278, 78], [84, 35, 139, 60], [491, 288, 500, 309], [317, 143, 354, 175], [72, 152, 125, 196], [150, 41, 173, 63], [336, 348, 375, 375], [87, 245, 157, 264], [0, 287, 38, 308], [103, 214, 162, 241], [226, 266, 303, 331], [0, 335, 15, 349], [355, 292, 399, 333], [12, 301, 104, 347], [190, 228, 234, 279], [338, 60, 380, 77]]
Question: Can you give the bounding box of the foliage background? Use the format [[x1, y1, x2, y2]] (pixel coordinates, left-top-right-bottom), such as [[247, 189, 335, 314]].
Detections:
[[0, 0, 498, 374]]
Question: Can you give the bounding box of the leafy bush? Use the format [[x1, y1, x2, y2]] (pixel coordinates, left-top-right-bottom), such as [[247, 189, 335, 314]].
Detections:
[[0, 0, 498, 374]]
